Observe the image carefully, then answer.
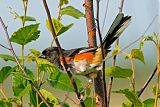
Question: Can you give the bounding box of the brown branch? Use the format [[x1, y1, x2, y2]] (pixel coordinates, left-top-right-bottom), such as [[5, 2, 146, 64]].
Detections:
[[84, 0, 106, 106], [130, 66, 157, 107], [42, 1, 85, 107], [96, 0, 107, 107], [0, 16, 50, 107], [84, 0, 97, 47], [0, 44, 11, 50]]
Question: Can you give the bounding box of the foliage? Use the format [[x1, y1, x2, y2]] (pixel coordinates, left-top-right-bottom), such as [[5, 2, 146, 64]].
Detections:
[[0, 0, 159, 107]]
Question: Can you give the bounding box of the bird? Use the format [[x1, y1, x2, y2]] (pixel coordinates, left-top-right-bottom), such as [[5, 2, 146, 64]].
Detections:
[[39, 13, 131, 76]]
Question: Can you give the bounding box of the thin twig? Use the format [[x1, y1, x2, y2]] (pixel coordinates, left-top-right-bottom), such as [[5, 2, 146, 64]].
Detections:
[[0, 16, 50, 107], [107, 0, 125, 106], [119, 0, 125, 13], [101, 0, 110, 34], [0, 44, 11, 50], [96, 0, 107, 107], [42, 1, 85, 106], [105, 14, 158, 61], [130, 66, 157, 107], [138, 66, 157, 97]]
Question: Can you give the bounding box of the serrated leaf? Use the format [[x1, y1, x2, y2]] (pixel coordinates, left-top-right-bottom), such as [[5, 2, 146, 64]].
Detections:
[[0, 54, 17, 62], [105, 66, 132, 78], [10, 23, 40, 45], [59, 0, 68, 7], [12, 68, 34, 97], [46, 18, 73, 36], [152, 86, 160, 98], [60, 6, 85, 19], [113, 89, 144, 107], [80, 97, 96, 107], [29, 48, 41, 57], [40, 89, 59, 104], [48, 71, 83, 92], [12, 73, 31, 97], [143, 98, 155, 107], [0, 66, 17, 83], [37, 58, 60, 73], [131, 49, 145, 64]]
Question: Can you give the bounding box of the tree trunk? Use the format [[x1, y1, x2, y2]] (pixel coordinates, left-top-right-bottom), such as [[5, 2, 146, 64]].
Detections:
[[84, 0, 105, 106]]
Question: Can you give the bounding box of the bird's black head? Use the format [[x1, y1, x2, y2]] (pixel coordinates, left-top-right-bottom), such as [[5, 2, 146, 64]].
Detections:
[[39, 47, 61, 63]]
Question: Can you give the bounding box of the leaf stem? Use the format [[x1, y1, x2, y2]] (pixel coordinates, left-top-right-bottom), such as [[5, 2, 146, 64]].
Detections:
[[130, 58, 135, 92], [154, 72, 159, 107], [154, 40, 160, 107], [22, 0, 28, 26]]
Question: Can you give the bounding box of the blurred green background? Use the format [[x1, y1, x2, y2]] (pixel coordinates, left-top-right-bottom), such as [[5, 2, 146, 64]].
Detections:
[[0, 0, 159, 106]]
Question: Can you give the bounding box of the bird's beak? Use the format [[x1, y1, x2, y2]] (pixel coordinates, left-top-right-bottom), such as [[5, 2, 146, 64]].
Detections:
[[38, 54, 46, 59]]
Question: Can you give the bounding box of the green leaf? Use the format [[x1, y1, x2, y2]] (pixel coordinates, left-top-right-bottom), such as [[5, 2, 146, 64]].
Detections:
[[139, 36, 157, 49], [105, 66, 132, 78], [10, 8, 36, 22], [143, 98, 155, 107], [113, 89, 144, 107], [0, 54, 17, 62], [122, 101, 132, 107], [153, 32, 158, 44], [46, 18, 73, 36], [152, 86, 160, 98], [59, 0, 68, 7], [80, 97, 96, 107], [37, 58, 60, 73], [86, 85, 91, 97], [130, 49, 145, 64], [60, 6, 85, 19], [10, 23, 40, 45], [0, 99, 12, 107], [0, 66, 17, 83], [29, 48, 41, 57], [48, 71, 83, 92], [112, 43, 120, 56], [20, 16, 36, 22], [12, 68, 34, 97], [40, 89, 59, 104]]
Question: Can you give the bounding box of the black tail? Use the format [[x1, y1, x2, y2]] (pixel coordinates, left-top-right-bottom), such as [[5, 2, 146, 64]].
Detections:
[[102, 13, 131, 54]]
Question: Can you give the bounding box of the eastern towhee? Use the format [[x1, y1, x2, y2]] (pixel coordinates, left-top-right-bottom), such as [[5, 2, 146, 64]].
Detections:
[[39, 13, 131, 75]]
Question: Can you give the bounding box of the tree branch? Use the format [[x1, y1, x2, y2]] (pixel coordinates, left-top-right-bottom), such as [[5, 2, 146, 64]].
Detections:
[[0, 44, 11, 50], [42, 1, 85, 107], [96, 0, 107, 107], [119, 0, 125, 13], [84, 0, 106, 106], [101, 0, 110, 34], [130, 66, 157, 107], [0, 16, 50, 107]]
